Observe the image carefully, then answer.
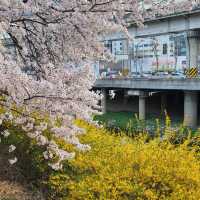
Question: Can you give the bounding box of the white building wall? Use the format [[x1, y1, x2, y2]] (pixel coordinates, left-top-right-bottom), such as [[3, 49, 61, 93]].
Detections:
[[101, 32, 187, 74]]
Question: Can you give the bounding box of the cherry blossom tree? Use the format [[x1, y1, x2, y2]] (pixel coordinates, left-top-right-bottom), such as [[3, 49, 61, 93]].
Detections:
[[0, 0, 196, 170]]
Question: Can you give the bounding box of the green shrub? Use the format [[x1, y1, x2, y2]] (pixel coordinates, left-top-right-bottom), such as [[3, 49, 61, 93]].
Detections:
[[1, 122, 49, 184], [44, 121, 200, 200], [2, 118, 200, 199], [0, 104, 200, 200]]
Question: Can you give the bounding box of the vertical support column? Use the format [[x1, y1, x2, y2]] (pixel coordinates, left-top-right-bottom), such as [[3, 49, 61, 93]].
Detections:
[[139, 91, 146, 120], [188, 37, 198, 67], [101, 89, 107, 114], [187, 31, 200, 68], [184, 91, 198, 128], [161, 93, 167, 114]]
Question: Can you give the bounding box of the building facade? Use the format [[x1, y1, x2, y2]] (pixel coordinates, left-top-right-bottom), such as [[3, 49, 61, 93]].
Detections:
[[100, 33, 189, 77]]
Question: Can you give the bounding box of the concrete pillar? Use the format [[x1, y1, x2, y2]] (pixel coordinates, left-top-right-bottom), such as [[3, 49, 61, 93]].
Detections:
[[187, 31, 200, 68], [101, 89, 107, 114], [139, 92, 146, 120], [189, 38, 198, 67], [184, 91, 198, 128], [161, 93, 167, 114]]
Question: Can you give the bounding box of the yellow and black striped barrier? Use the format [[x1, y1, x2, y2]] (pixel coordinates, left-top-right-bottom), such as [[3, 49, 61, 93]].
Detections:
[[185, 67, 198, 78]]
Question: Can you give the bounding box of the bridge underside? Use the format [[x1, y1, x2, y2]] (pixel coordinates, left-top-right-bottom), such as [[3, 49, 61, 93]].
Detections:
[[95, 78, 200, 128]]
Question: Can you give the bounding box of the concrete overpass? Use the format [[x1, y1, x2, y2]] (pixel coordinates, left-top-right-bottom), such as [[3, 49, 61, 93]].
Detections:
[[106, 8, 200, 39], [95, 78, 200, 91], [95, 78, 199, 128], [130, 9, 200, 38], [98, 9, 200, 128]]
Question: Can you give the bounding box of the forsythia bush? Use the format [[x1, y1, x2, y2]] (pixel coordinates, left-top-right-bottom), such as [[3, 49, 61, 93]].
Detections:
[[2, 119, 200, 199]]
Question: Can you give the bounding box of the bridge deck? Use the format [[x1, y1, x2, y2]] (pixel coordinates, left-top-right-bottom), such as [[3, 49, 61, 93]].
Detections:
[[94, 78, 200, 91]]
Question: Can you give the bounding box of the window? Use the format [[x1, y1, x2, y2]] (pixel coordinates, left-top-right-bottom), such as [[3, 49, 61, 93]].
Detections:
[[170, 35, 186, 56], [163, 43, 168, 55], [104, 40, 112, 53]]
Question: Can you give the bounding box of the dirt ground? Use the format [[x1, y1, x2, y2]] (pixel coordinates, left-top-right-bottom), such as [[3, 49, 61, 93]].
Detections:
[[0, 145, 44, 200]]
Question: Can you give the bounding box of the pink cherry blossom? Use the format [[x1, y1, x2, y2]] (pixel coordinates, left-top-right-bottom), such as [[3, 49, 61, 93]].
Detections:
[[0, 0, 196, 170]]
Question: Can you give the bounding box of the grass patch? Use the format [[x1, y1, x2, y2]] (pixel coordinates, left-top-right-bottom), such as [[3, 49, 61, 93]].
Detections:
[[94, 112, 136, 129], [94, 112, 183, 132]]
